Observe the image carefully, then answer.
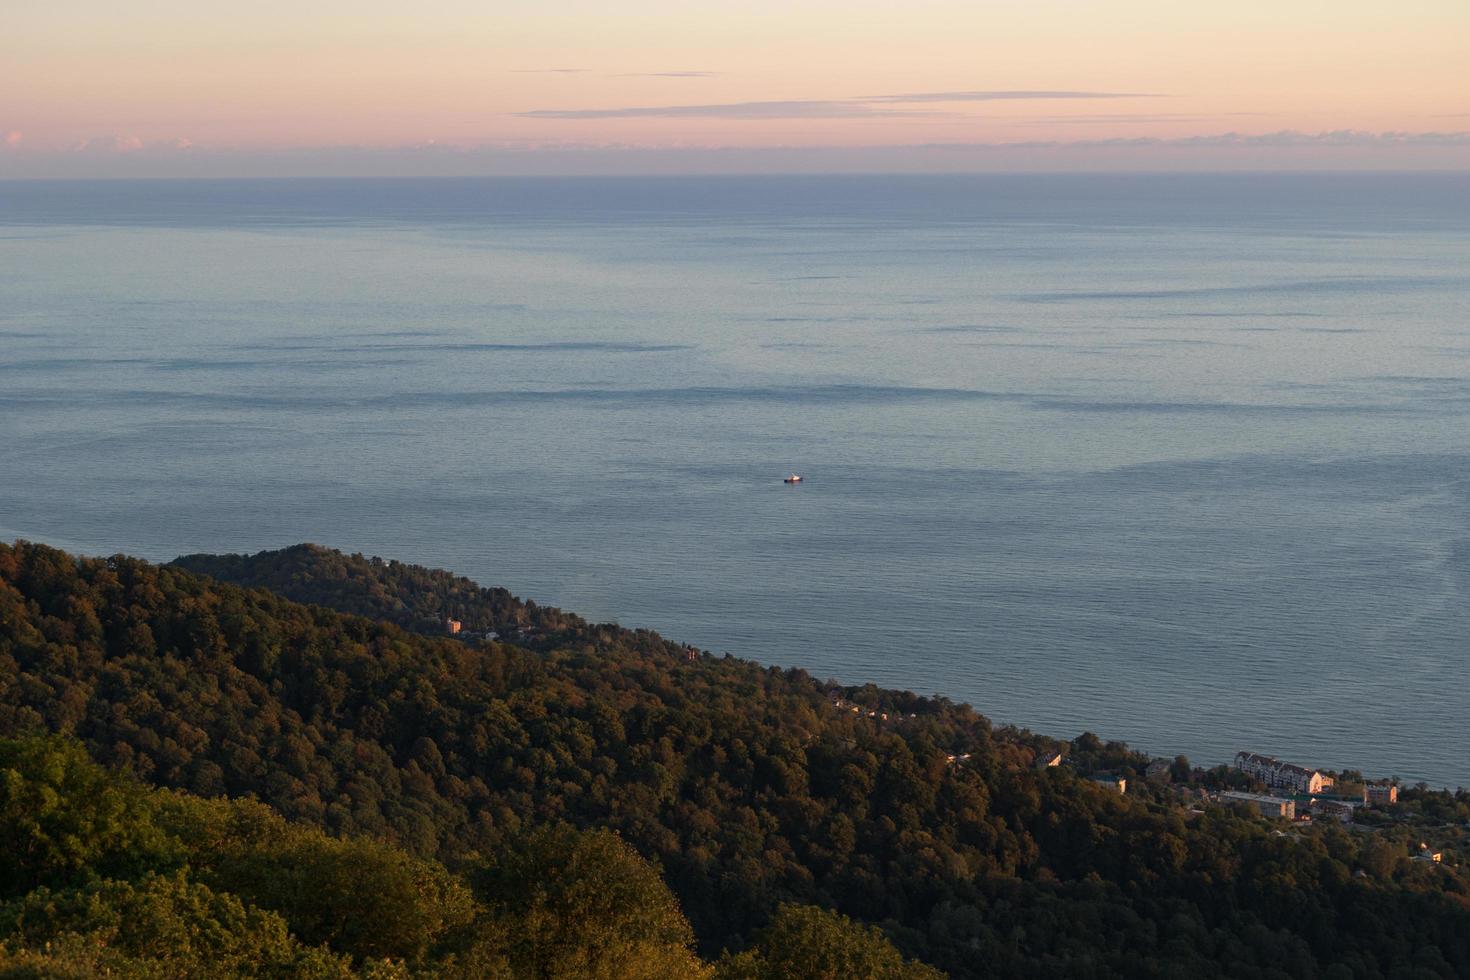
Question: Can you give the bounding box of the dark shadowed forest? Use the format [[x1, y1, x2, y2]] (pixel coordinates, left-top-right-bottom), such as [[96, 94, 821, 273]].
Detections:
[[1, 540, 1466, 977]]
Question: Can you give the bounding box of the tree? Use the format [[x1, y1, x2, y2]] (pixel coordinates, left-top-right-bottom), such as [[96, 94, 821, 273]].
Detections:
[[0, 872, 355, 979], [716, 904, 943, 980], [470, 825, 710, 979], [169, 798, 476, 963], [0, 737, 180, 898]]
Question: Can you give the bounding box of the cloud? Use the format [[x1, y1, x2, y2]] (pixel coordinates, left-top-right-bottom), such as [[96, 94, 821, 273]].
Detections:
[[72, 134, 145, 154], [1131, 129, 1470, 146], [1023, 113, 1264, 124], [1021, 113, 1260, 124], [518, 99, 923, 119], [867, 89, 1162, 103], [65, 134, 195, 156], [520, 88, 1159, 120], [913, 129, 1470, 149], [7, 128, 1466, 179]]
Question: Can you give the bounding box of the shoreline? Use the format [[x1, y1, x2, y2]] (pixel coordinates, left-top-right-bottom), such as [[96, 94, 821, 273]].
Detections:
[[5, 528, 1464, 794]]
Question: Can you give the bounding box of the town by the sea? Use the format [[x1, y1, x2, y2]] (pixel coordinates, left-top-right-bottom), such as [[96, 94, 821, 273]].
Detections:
[[2, 173, 1467, 788]]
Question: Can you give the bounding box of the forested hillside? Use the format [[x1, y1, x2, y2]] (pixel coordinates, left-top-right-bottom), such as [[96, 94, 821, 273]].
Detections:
[[0, 734, 931, 977], [3, 540, 1469, 977], [175, 544, 585, 646]]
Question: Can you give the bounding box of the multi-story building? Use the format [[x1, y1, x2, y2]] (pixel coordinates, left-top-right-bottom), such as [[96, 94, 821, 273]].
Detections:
[[1145, 759, 1173, 783], [1233, 751, 1326, 794], [1220, 791, 1295, 820], [1315, 799, 1359, 824], [1365, 782, 1399, 805]]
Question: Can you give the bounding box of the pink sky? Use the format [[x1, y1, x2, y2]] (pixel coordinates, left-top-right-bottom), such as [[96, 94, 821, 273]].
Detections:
[[3, 0, 1468, 175]]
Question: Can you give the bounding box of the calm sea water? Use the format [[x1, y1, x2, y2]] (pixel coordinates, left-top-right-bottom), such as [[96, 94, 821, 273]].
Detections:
[[2, 175, 1467, 787]]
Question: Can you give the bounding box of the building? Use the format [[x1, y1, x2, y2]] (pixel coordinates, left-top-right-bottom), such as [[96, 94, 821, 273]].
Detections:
[[1365, 782, 1399, 805], [1091, 775, 1127, 795], [1315, 799, 1359, 824], [1220, 791, 1295, 820], [444, 618, 462, 636], [1145, 759, 1172, 783], [1233, 751, 1326, 794], [1036, 752, 1064, 770]]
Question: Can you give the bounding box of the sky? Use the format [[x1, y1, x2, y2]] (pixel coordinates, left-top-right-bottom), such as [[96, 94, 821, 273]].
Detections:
[[3, 0, 1468, 176]]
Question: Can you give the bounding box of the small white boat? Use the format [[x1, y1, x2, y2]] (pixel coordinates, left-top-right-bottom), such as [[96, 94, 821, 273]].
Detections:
[[783, 474, 803, 484]]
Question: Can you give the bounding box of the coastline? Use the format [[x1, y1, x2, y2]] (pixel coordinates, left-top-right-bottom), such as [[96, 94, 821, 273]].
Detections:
[[5, 527, 1463, 793]]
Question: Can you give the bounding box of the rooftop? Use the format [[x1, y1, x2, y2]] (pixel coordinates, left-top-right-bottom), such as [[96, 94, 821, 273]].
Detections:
[[1220, 791, 1294, 805]]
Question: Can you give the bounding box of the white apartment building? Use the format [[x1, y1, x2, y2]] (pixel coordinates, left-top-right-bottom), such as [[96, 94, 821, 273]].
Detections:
[[1233, 751, 1326, 794]]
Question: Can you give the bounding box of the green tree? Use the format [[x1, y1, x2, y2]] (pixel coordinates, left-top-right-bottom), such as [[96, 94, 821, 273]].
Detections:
[[470, 825, 710, 979], [0, 737, 180, 898], [717, 904, 944, 980], [0, 873, 354, 979], [195, 818, 475, 963]]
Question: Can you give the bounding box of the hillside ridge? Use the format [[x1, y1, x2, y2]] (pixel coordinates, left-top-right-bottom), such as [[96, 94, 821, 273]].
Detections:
[[2, 539, 1468, 977]]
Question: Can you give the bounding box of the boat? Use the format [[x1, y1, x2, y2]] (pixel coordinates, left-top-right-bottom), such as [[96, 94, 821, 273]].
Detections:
[[783, 474, 803, 483]]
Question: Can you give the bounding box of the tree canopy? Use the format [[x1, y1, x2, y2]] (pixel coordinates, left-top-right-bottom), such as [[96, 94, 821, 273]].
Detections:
[[2, 539, 1468, 977]]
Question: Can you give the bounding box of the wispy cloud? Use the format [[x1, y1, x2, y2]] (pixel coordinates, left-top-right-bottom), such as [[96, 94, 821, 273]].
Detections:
[[518, 100, 923, 119], [65, 134, 194, 155], [1023, 114, 1213, 124], [914, 129, 1470, 149], [72, 134, 145, 154], [520, 88, 1160, 120], [1120, 129, 1470, 147], [866, 89, 1162, 103], [613, 71, 722, 78], [8, 129, 1465, 179]]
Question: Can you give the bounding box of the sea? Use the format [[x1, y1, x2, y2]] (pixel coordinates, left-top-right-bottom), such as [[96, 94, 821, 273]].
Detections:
[[2, 174, 1467, 788]]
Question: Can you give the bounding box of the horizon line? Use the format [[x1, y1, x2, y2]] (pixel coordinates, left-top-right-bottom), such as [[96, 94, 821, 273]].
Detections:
[[3, 168, 1468, 183]]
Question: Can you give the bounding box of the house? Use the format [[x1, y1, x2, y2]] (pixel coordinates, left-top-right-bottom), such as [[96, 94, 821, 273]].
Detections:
[[1414, 845, 1443, 864], [1145, 759, 1172, 783], [444, 618, 462, 636], [1365, 782, 1399, 805], [1036, 752, 1064, 770], [1220, 791, 1295, 820], [1233, 751, 1326, 794], [1091, 775, 1127, 795]]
